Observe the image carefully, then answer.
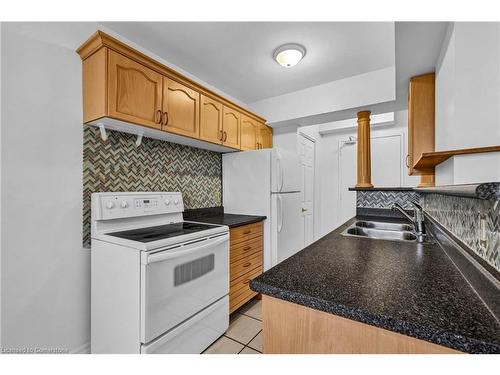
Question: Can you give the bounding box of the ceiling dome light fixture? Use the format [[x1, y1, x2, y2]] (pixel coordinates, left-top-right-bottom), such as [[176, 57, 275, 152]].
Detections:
[[273, 43, 306, 68]]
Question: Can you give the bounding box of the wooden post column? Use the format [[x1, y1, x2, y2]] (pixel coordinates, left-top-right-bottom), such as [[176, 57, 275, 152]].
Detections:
[[356, 111, 373, 188]]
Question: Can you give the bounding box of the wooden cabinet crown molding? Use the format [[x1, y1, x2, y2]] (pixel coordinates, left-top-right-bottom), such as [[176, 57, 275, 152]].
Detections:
[[76, 30, 267, 125]]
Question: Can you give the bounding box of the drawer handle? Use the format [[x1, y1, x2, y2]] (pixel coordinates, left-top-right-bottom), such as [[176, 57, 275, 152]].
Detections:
[[243, 262, 252, 268], [243, 230, 251, 234], [243, 246, 251, 251], [244, 279, 250, 284]]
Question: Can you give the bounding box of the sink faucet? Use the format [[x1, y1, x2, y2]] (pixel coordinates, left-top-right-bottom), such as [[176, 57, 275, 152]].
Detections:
[[391, 202, 426, 238]]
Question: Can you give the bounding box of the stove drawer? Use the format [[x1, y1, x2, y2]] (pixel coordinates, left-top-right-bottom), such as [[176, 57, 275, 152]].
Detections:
[[141, 296, 228, 354], [141, 234, 229, 344]]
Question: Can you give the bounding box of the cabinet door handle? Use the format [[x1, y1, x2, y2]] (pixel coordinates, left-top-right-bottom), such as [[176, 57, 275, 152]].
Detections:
[[156, 110, 163, 124], [223, 131, 227, 142], [163, 112, 169, 126], [219, 130, 224, 141], [406, 154, 410, 168]]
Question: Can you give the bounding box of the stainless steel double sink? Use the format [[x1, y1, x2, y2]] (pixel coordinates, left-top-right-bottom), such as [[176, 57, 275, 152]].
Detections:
[[342, 220, 417, 242]]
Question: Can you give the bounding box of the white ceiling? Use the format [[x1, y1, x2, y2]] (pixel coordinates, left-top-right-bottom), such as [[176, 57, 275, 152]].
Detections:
[[102, 22, 395, 103]]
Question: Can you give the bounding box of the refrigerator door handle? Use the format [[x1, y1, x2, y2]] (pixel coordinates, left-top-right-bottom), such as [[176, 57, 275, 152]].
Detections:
[[280, 160, 284, 192], [276, 155, 282, 192], [277, 194, 283, 233]]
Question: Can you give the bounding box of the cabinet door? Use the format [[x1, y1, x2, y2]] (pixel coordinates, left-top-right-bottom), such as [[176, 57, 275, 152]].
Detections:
[[407, 73, 435, 176], [108, 50, 163, 129], [200, 95, 223, 144], [222, 106, 241, 149], [259, 123, 273, 149], [163, 78, 200, 138], [240, 115, 259, 151]]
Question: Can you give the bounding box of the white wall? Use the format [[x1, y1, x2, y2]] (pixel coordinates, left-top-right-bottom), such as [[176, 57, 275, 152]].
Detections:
[[1, 26, 90, 353], [249, 67, 396, 124], [0, 23, 251, 353], [275, 111, 419, 240], [435, 22, 500, 184]]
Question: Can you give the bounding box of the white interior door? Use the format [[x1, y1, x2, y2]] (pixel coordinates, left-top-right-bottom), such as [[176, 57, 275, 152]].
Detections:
[[371, 135, 402, 187], [299, 134, 315, 247], [339, 133, 404, 223]]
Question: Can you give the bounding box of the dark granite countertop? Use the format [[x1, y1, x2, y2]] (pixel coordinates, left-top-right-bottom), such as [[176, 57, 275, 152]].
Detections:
[[250, 215, 500, 353], [184, 206, 266, 228]]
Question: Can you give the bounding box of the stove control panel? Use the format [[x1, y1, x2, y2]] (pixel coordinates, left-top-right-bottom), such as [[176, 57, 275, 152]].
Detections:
[[92, 192, 184, 221]]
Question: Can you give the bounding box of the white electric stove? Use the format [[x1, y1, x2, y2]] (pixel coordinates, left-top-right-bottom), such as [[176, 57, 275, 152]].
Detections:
[[91, 192, 229, 354]]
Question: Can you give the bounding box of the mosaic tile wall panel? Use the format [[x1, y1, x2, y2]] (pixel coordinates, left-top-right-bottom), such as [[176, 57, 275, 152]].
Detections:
[[83, 126, 222, 245], [356, 190, 421, 210], [423, 194, 500, 272]]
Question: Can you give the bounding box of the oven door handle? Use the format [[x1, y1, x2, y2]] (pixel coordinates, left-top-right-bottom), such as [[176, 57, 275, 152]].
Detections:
[[144, 236, 228, 264]]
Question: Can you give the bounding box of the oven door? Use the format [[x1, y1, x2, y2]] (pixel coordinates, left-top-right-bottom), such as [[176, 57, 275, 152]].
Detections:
[[140, 234, 229, 344]]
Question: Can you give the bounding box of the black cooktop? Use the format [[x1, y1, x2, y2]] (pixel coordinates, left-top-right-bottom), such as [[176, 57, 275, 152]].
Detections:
[[107, 222, 220, 243]]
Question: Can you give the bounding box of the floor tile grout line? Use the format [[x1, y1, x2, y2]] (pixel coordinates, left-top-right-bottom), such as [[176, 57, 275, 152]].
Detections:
[[238, 312, 262, 322], [245, 329, 262, 351], [222, 334, 249, 347]]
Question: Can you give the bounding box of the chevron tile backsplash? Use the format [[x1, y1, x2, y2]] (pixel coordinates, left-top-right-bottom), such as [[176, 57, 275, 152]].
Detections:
[[83, 126, 222, 245], [357, 190, 421, 209], [423, 194, 500, 272]]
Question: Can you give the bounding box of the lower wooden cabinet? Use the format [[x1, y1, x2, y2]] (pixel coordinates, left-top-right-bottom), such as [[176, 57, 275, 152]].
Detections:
[[262, 296, 460, 354], [229, 222, 263, 313]]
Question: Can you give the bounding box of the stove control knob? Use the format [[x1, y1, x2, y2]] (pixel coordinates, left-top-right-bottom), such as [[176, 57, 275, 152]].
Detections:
[[174, 199, 179, 205], [121, 201, 128, 209], [165, 199, 170, 206], [106, 201, 115, 209]]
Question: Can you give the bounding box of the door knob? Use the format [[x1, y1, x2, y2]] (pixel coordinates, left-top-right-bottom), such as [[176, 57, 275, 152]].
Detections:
[[302, 208, 308, 213]]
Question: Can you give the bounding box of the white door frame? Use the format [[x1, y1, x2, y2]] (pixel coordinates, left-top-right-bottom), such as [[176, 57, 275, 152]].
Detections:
[[298, 132, 316, 244]]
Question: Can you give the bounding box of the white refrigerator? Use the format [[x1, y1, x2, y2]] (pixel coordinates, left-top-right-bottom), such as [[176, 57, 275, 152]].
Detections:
[[222, 148, 303, 271]]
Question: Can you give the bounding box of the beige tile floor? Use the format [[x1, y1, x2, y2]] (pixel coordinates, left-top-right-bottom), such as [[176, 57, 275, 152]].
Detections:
[[203, 298, 262, 354]]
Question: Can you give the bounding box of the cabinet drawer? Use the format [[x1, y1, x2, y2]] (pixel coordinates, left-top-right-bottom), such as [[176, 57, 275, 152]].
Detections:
[[230, 266, 262, 297], [230, 222, 263, 245], [230, 252, 262, 281], [230, 286, 257, 313], [230, 236, 262, 263]]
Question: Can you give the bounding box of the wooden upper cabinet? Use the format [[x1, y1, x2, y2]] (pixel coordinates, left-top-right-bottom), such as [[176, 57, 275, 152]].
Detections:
[[162, 77, 200, 138], [77, 31, 268, 150], [108, 50, 163, 129], [240, 115, 259, 151], [200, 95, 223, 144], [407, 73, 435, 180], [222, 106, 241, 149], [259, 123, 273, 149]]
